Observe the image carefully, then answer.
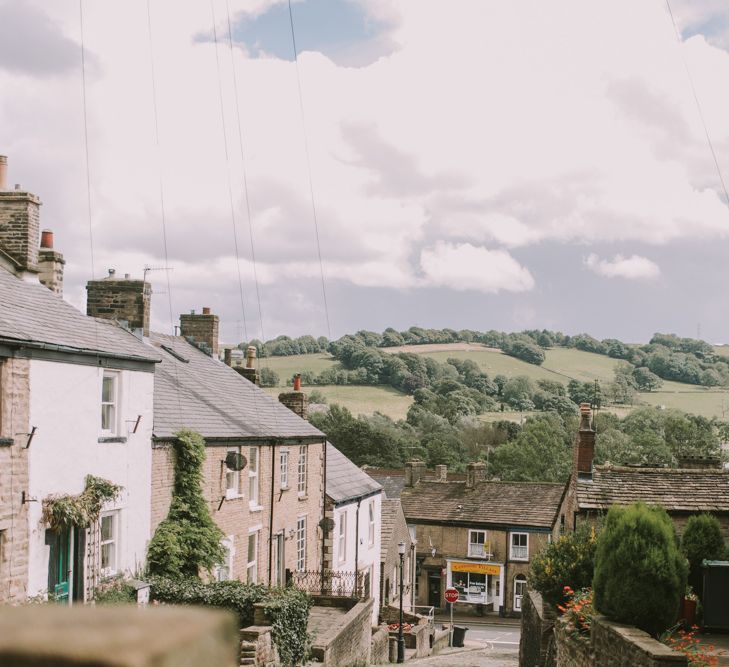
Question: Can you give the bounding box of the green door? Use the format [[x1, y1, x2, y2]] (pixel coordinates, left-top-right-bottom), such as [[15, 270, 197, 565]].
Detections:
[[46, 528, 71, 603]]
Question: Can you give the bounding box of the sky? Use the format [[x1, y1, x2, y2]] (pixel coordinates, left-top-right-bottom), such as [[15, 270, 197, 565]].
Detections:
[[1, 1, 729, 344]]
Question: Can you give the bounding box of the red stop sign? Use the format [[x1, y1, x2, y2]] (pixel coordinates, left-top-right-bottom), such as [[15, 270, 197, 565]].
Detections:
[[444, 587, 459, 604]]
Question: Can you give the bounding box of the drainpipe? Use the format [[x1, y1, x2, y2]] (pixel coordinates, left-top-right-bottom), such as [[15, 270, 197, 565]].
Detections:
[[268, 443, 276, 586], [355, 498, 361, 593]]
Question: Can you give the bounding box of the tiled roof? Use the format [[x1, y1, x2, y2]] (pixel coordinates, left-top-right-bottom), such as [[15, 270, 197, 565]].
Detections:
[[401, 480, 565, 529], [363, 467, 466, 499], [150, 333, 324, 441], [326, 444, 382, 504], [380, 499, 406, 563], [577, 465, 729, 513], [0, 266, 159, 363]]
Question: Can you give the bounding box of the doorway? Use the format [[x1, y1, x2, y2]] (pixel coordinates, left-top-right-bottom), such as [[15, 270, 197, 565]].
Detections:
[[272, 533, 285, 586], [514, 575, 526, 612], [428, 573, 441, 608], [46, 527, 72, 603]]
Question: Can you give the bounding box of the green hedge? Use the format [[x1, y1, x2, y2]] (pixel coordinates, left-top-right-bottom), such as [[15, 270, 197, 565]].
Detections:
[[149, 577, 312, 666]]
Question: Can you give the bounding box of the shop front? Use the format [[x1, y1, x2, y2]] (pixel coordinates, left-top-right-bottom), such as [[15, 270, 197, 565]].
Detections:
[[446, 559, 503, 611]]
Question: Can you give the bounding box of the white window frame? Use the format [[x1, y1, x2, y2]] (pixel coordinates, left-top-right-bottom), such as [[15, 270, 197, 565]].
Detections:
[[338, 512, 347, 564], [468, 529, 488, 558], [248, 447, 260, 509], [296, 517, 306, 571], [368, 501, 375, 547], [510, 532, 529, 561], [297, 445, 307, 496], [514, 575, 527, 611], [247, 531, 258, 584], [225, 447, 241, 499], [99, 511, 120, 578], [280, 449, 289, 489], [101, 372, 119, 434], [216, 536, 235, 582]]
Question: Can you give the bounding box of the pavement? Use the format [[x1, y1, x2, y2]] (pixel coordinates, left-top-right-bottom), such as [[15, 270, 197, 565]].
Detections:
[[697, 631, 729, 666], [407, 642, 517, 666]]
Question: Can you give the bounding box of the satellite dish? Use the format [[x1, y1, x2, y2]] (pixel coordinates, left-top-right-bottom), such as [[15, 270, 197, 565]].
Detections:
[[318, 517, 335, 532], [225, 452, 247, 471]]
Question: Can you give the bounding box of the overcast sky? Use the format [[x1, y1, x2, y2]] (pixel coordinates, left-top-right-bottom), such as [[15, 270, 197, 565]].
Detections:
[[2, 0, 729, 344]]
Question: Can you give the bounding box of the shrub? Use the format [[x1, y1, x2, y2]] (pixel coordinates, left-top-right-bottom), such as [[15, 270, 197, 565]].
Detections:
[[149, 577, 311, 666], [147, 430, 225, 578], [93, 577, 137, 605], [530, 523, 598, 606], [558, 587, 594, 642], [681, 514, 727, 598], [593, 502, 688, 637]]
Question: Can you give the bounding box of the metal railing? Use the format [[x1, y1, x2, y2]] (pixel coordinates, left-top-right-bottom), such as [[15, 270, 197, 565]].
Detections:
[[411, 605, 435, 627], [286, 569, 367, 598]]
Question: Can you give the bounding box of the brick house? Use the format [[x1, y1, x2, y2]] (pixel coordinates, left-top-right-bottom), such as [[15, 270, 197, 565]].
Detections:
[[323, 444, 382, 623], [559, 403, 729, 539], [0, 157, 158, 603], [379, 462, 564, 617]]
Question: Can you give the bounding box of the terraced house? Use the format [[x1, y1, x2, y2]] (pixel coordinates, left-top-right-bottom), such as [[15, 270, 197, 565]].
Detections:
[[394, 461, 564, 617], [0, 158, 158, 603]]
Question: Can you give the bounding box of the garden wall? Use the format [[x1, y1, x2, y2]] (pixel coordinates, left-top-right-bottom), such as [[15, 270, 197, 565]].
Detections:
[[519, 590, 557, 667], [310, 597, 374, 666]]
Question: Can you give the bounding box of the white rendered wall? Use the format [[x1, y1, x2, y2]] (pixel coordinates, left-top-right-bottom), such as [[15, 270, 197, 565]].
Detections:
[[333, 492, 382, 624], [27, 359, 154, 599]]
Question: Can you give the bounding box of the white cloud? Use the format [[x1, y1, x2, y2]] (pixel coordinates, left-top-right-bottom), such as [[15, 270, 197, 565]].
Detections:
[[584, 253, 661, 280], [420, 242, 534, 293]]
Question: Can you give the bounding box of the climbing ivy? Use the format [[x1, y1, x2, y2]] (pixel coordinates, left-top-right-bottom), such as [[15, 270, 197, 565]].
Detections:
[[147, 429, 225, 578], [264, 588, 313, 667], [42, 475, 122, 532]]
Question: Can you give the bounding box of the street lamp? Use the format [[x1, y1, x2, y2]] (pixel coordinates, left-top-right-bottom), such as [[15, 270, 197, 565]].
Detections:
[[397, 540, 406, 664]]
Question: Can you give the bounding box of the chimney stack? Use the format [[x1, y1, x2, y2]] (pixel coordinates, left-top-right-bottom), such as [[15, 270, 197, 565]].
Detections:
[[677, 455, 722, 470], [179, 306, 219, 357], [37, 229, 65, 295], [466, 462, 487, 489], [278, 373, 308, 420], [235, 345, 259, 384], [86, 270, 152, 337], [404, 460, 426, 488], [435, 464, 447, 482], [575, 403, 595, 480], [0, 155, 41, 273]]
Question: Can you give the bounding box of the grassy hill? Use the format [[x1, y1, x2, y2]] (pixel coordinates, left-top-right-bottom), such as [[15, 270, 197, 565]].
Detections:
[[258, 344, 729, 420]]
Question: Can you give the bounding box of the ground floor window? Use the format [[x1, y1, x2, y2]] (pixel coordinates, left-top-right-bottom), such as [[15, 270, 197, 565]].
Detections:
[[447, 560, 503, 607], [453, 571, 488, 603], [216, 537, 234, 582], [100, 511, 119, 578], [247, 532, 258, 583]]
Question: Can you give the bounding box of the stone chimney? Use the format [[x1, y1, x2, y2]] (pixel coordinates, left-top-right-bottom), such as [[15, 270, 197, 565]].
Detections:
[[235, 346, 259, 384], [435, 464, 447, 482], [37, 229, 65, 295], [404, 460, 426, 488], [575, 403, 595, 481], [86, 270, 152, 337], [179, 307, 219, 357], [0, 155, 41, 273], [466, 462, 487, 489], [278, 374, 308, 420], [678, 455, 722, 470]]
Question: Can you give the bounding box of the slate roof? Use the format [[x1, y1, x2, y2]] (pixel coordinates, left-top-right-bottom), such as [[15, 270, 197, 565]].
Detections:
[[364, 467, 466, 499], [380, 499, 406, 563], [577, 465, 729, 513], [0, 265, 159, 363], [401, 480, 565, 529], [150, 332, 324, 441], [326, 444, 382, 504]]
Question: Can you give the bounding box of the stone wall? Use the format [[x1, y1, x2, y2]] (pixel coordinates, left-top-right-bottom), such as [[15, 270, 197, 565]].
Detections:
[[519, 590, 557, 667], [0, 191, 40, 271], [310, 598, 374, 666], [0, 357, 30, 602], [240, 626, 280, 667]]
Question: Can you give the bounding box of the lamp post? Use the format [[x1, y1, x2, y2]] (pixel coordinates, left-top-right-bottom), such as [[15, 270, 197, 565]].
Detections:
[[397, 540, 406, 664]]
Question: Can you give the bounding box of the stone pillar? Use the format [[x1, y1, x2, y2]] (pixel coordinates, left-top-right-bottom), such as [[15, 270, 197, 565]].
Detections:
[[86, 270, 152, 337], [37, 230, 64, 295], [180, 307, 219, 358]]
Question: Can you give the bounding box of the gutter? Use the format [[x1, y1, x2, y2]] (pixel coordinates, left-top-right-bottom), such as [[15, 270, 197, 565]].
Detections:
[[0, 336, 160, 365]]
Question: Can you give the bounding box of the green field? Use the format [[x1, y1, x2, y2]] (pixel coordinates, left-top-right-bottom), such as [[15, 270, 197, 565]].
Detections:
[[257, 344, 729, 420], [265, 384, 413, 421]]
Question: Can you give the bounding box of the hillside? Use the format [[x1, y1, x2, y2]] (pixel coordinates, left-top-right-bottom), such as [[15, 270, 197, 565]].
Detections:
[[258, 344, 729, 420]]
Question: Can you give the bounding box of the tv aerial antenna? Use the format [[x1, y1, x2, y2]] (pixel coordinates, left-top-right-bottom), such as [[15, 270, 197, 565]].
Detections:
[[143, 265, 174, 282]]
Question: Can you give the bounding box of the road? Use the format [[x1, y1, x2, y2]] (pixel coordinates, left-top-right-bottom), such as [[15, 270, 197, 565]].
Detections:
[[466, 623, 520, 650]]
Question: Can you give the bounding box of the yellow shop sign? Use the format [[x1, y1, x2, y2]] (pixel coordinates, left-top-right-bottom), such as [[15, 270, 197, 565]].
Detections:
[[450, 561, 501, 576]]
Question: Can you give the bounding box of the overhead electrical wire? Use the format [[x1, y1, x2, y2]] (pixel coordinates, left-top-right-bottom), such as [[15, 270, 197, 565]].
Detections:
[[79, 0, 95, 280], [665, 0, 729, 206], [287, 0, 333, 341]]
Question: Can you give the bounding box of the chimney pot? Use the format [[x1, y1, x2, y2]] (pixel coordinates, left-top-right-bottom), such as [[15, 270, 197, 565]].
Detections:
[[0, 155, 7, 190], [14, 184, 21, 191], [124, 273, 130, 279], [246, 346, 257, 369], [202, 306, 211, 315], [108, 269, 116, 277], [293, 373, 302, 391], [40, 229, 53, 249], [224, 348, 233, 366]]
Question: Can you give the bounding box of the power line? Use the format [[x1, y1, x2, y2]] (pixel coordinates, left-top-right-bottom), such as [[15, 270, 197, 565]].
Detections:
[[78, 0, 95, 280], [287, 0, 333, 341], [665, 0, 729, 206]]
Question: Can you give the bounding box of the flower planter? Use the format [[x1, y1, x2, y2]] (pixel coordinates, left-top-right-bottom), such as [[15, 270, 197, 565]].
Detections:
[[680, 597, 697, 627]]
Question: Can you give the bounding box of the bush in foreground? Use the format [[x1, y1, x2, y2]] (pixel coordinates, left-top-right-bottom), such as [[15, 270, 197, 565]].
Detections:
[[593, 502, 687, 637]]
